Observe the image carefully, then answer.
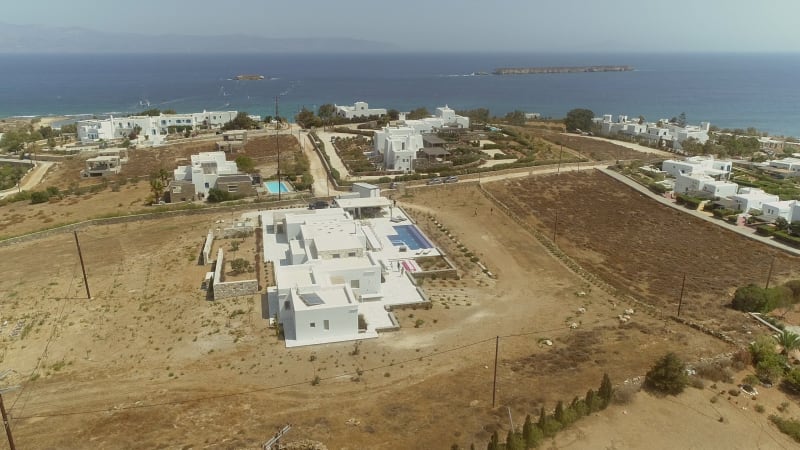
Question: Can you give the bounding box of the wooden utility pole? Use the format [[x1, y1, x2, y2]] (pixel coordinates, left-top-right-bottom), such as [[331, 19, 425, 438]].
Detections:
[[765, 255, 776, 289], [0, 390, 17, 450], [492, 336, 499, 408], [74, 231, 91, 299], [677, 273, 687, 317]]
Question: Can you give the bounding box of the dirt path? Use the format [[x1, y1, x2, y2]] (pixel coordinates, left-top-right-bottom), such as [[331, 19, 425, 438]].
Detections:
[[571, 134, 674, 157], [0, 160, 55, 199]]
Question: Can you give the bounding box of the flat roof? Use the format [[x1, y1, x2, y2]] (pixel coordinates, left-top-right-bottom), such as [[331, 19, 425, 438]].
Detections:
[[291, 285, 353, 311], [314, 233, 363, 253], [335, 197, 392, 209]]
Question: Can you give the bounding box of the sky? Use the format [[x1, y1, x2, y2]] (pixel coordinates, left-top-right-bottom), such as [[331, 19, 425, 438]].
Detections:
[[5, 0, 800, 52]]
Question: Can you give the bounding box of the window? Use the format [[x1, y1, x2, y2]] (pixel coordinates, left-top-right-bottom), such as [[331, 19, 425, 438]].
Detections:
[[332, 254, 341, 259], [348, 252, 357, 257], [309, 322, 316, 328], [350, 280, 360, 289], [284, 300, 291, 310], [227, 185, 238, 193], [324, 320, 329, 330]]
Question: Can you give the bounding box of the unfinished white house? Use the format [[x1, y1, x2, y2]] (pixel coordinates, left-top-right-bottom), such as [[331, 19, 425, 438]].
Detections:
[[261, 189, 435, 347], [335, 101, 387, 119], [400, 106, 470, 133], [173, 151, 241, 196]]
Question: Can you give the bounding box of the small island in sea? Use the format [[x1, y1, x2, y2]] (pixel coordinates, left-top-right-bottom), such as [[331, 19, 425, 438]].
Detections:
[[234, 74, 265, 80], [493, 65, 633, 75]]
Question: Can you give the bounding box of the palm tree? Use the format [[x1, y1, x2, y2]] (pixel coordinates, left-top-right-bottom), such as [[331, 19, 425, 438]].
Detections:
[[774, 330, 800, 355]]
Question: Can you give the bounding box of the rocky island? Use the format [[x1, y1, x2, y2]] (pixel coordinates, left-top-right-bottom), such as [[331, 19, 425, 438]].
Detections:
[[234, 74, 265, 80], [493, 65, 633, 75]]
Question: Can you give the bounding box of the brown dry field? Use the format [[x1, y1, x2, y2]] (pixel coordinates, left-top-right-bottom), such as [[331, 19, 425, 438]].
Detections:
[[487, 171, 800, 343], [0, 135, 301, 239], [0, 170, 796, 448]]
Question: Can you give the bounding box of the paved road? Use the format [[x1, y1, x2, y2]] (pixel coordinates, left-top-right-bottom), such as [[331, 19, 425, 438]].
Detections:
[[600, 168, 800, 256], [0, 160, 55, 199]]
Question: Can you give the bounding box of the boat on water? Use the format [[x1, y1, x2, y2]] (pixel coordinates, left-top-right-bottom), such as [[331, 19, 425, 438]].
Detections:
[[234, 74, 265, 80]]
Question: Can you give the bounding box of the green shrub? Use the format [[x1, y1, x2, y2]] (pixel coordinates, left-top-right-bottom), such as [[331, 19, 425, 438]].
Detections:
[[645, 352, 688, 395], [769, 415, 800, 443], [29, 190, 50, 204]]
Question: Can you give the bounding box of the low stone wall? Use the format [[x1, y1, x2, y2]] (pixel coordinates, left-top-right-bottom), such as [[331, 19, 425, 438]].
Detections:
[[213, 279, 259, 300]]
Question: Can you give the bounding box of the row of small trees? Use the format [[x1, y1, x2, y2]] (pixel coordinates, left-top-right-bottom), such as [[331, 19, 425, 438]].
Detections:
[[731, 279, 800, 314], [483, 374, 614, 450]]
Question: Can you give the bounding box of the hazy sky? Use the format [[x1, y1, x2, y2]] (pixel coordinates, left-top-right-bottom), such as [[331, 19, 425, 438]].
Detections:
[[6, 0, 800, 52]]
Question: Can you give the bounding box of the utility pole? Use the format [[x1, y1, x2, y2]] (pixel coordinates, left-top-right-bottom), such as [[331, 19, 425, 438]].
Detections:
[[552, 210, 559, 243], [275, 96, 281, 202], [0, 388, 18, 450], [677, 272, 687, 317], [74, 231, 91, 299], [492, 335, 499, 408], [556, 144, 564, 175], [765, 255, 776, 289]]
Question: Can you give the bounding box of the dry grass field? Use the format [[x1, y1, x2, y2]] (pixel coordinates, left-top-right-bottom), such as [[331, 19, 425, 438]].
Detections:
[[0, 157, 797, 448], [486, 171, 800, 344]]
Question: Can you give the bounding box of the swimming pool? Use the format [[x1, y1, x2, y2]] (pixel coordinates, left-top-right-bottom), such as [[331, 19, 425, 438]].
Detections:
[[388, 225, 433, 251], [264, 181, 291, 194]]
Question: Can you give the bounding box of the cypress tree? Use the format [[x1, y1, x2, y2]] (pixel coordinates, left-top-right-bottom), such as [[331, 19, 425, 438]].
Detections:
[[522, 414, 532, 445], [487, 430, 499, 450], [554, 400, 565, 424], [585, 389, 596, 412], [599, 373, 613, 409], [537, 406, 546, 428]]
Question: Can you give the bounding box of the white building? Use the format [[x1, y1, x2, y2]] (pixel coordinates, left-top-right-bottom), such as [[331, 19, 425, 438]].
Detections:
[[261, 189, 433, 347], [674, 174, 738, 198], [768, 157, 800, 176], [731, 188, 780, 213], [335, 102, 387, 119], [372, 106, 469, 172], [662, 156, 732, 179], [173, 151, 240, 196], [762, 200, 800, 222], [77, 110, 238, 146], [597, 114, 710, 150], [373, 125, 423, 172], [400, 105, 470, 133]]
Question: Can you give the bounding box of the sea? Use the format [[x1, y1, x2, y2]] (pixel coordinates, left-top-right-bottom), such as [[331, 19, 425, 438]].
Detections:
[[1, 52, 799, 137]]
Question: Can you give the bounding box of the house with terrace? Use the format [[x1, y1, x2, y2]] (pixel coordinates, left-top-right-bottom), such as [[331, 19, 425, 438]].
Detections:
[[260, 189, 437, 347]]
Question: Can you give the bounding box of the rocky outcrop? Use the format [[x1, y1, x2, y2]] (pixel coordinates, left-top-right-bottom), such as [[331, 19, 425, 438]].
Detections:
[[493, 65, 633, 75]]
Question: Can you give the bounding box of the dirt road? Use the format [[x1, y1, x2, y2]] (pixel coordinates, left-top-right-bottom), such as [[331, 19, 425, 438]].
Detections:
[[0, 160, 55, 199]]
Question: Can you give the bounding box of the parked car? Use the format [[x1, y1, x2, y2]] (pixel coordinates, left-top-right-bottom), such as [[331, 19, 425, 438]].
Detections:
[[308, 200, 329, 209], [426, 177, 443, 185], [444, 176, 459, 183], [389, 182, 400, 189]]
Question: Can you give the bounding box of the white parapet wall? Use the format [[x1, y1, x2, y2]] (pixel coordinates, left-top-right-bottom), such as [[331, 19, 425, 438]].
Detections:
[[202, 230, 214, 265]]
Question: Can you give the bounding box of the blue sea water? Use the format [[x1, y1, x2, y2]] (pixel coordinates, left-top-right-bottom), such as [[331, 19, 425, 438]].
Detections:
[[1, 52, 799, 137]]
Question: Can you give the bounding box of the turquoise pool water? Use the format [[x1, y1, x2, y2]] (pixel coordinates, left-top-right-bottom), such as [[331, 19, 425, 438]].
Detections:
[[265, 181, 290, 194]]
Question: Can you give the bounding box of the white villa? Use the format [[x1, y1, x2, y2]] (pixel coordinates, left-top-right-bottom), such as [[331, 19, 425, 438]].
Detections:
[[731, 188, 780, 213], [261, 189, 435, 347], [173, 151, 240, 196], [597, 114, 710, 150], [76, 110, 238, 146], [768, 157, 800, 177], [372, 126, 422, 172], [373, 106, 469, 172], [674, 173, 738, 198], [335, 101, 387, 119], [762, 200, 800, 222], [662, 156, 732, 179]]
